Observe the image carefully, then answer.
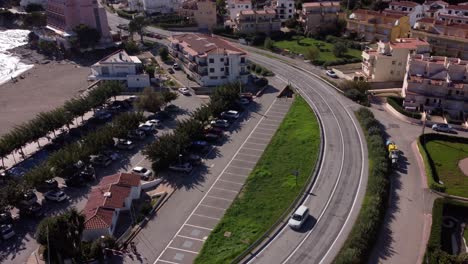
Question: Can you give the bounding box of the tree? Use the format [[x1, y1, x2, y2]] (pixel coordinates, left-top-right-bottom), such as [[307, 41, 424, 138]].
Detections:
[[305, 46, 320, 61], [136, 88, 163, 113], [73, 24, 101, 49], [145, 64, 156, 78], [23, 12, 46, 27], [129, 16, 147, 42], [264, 37, 275, 50], [216, 0, 227, 16], [158, 47, 169, 61], [192, 105, 212, 125], [161, 90, 178, 106], [333, 42, 348, 57], [284, 18, 298, 29], [124, 40, 140, 55], [25, 3, 43, 12]]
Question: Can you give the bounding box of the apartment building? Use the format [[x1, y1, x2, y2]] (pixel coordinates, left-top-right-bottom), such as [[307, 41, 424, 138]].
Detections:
[[89, 50, 150, 88], [227, 0, 252, 21], [168, 34, 249, 86], [267, 0, 295, 21], [233, 9, 281, 35], [422, 1, 449, 19], [361, 38, 430, 82], [46, 0, 112, 46], [346, 9, 411, 42], [178, 0, 217, 30], [299, 1, 342, 35], [438, 4, 468, 25], [385, 1, 424, 26], [20, 0, 47, 8], [411, 18, 468, 60], [128, 0, 182, 14], [402, 55, 468, 119]]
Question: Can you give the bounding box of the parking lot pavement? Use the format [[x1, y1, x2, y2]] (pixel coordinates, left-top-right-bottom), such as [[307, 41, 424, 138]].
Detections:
[[151, 99, 293, 264]]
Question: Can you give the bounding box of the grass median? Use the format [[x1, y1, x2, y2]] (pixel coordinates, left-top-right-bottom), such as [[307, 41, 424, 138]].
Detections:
[[194, 96, 320, 263]]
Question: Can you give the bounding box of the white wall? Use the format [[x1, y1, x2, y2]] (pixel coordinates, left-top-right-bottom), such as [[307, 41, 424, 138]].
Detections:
[[228, 1, 252, 21], [127, 74, 150, 88]]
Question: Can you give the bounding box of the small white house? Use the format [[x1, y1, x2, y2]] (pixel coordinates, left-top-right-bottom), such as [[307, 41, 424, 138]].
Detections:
[[89, 50, 150, 88]]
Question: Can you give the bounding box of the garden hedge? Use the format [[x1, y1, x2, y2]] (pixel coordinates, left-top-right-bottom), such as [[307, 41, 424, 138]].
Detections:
[[387, 96, 422, 120], [417, 134, 446, 192]]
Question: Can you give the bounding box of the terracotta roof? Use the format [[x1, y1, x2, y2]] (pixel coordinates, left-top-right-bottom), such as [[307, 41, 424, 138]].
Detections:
[[389, 1, 420, 7], [418, 17, 436, 23], [390, 38, 430, 49], [302, 1, 340, 8], [384, 9, 410, 16], [240, 9, 276, 15], [104, 184, 131, 208], [85, 208, 115, 230], [447, 4, 468, 11], [424, 1, 448, 6], [232, 0, 251, 4], [169, 33, 246, 56]]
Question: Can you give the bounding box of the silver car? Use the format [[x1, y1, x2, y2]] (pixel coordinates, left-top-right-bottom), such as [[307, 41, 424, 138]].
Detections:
[[431, 123, 453, 133]]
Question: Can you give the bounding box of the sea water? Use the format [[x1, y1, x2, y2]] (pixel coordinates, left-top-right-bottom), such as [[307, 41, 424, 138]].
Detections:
[[0, 29, 34, 86]]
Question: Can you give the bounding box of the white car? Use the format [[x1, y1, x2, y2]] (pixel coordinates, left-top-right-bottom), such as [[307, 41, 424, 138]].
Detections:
[[178, 87, 190, 95], [147, 119, 162, 128], [169, 163, 193, 173], [288, 205, 309, 230], [132, 166, 153, 180], [221, 110, 240, 120], [326, 70, 338, 78], [44, 190, 68, 202], [432, 123, 453, 133], [0, 224, 15, 240], [138, 123, 156, 134], [210, 119, 230, 128]]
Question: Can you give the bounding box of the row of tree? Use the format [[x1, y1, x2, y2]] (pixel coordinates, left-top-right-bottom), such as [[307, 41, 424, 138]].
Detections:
[[143, 83, 240, 171], [0, 81, 124, 169]]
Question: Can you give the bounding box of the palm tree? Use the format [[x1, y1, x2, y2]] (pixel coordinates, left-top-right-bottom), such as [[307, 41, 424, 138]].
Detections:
[[129, 16, 147, 43]]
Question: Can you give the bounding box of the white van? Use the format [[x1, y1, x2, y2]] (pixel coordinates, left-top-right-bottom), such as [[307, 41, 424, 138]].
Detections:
[[288, 205, 309, 230]]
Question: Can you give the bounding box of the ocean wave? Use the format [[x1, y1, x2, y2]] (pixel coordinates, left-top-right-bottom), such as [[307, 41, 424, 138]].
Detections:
[[0, 29, 34, 86]]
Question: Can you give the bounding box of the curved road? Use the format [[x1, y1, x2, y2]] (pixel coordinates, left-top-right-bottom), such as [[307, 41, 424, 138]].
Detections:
[[243, 51, 368, 264]]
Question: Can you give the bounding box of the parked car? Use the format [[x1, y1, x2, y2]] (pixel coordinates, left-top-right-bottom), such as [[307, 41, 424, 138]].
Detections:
[[138, 123, 156, 134], [204, 133, 222, 142], [204, 126, 224, 136], [190, 141, 210, 153], [7, 167, 27, 178], [44, 190, 68, 202], [167, 68, 175, 74], [164, 104, 179, 113], [173, 63, 180, 70], [184, 154, 202, 165], [19, 191, 37, 207], [127, 129, 146, 140], [132, 167, 152, 180], [102, 150, 121, 161], [0, 212, 12, 225], [0, 224, 15, 240], [221, 110, 240, 120], [37, 179, 59, 192], [19, 202, 43, 217], [115, 139, 135, 150], [89, 154, 112, 167], [432, 123, 454, 133], [178, 87, 190, 95], [65, 175, 86, 187], [239, 97, 250, 105], [288, 205, 309, 230], [146, 119, 162, 128], [94, 111, 112, 122], [326, 70, 338, 78], [169, 163, 193, 173], [210, 119, 230, 128]]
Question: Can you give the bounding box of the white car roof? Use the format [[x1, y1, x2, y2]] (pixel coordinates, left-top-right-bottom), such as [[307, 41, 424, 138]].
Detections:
[[133, 166, 144, 171], [294, 205, 308, 216]]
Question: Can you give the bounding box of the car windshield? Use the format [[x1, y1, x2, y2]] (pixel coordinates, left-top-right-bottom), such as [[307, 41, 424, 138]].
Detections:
[[292, 214, 302, 221], [140, 168, 147, 173]]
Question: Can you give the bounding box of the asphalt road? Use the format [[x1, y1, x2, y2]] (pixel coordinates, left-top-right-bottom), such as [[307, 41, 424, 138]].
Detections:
[[240, 52, 368, 264]]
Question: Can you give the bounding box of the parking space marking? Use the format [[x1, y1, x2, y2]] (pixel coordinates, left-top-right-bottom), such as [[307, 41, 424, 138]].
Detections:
[[199, 203, 226, 211], [167, 247, 199, 255], [192, 213, 221, 220], [233, 159, 258, 166], [249, 137, 271, 143], [242, 146, 265, 151], [255, 127, 277, 133], [212, 186, 238, 193], [177, 235, 205, 242], [157, 259, 180, 264], [236, 152, 261, 158], [207, 195, 233, 202], [245, 141, 267, 147], [252, 131, 274, 137], [218, 179, 244, 185], [259, 123, 279, 127], [234, 155, 260, 163], [184, 224, 213, 231], [224, 171, 249, 178]]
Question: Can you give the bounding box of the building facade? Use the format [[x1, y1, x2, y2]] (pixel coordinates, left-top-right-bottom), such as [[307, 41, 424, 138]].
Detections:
[[299, 1, 342, 35], [20, 0, 47, 8], [268, 0, 295, 21], [89, 50, 150, 88], [346, 9, 411, 42], [438, 4, 468, 25], [168, 33, 249, 86], [46, 0, 112, 45], [361, 38, 430, 82], [233, 9, 281, 35], [227, 0, 252, 21], [422, 1, 449, 19], [411, 18, 468, 60], [402, 55, 468, 119], [194, 0, 217, 31], [385, 1, 424, 26]]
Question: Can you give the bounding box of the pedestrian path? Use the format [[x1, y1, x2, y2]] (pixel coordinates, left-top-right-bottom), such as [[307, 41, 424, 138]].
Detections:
[[150, 98, 293, 264]]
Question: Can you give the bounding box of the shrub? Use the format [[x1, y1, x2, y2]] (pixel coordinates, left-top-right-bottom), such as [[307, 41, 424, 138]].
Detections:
[[158, 47, 169, 61], [417, 134, 447, 192], [116, 9, 133, 19], [264, 37, 275, 50], [123, 41, 140, 55], [387, 96, 422, 120]]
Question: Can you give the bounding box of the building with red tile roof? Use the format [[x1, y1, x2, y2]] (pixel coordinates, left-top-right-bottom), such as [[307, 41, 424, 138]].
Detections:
[[233, 8, 281, 35], [386, 1, 424, 26], [299, 1, 343, 35], [82, 173, 141, 241]]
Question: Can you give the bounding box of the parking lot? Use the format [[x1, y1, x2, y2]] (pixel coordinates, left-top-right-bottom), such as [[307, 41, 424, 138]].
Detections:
[[153, 99, 293, 264]]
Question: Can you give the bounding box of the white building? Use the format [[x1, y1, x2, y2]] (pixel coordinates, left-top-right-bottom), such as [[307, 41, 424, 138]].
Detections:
[[268, 0, 295, 21], [128, 0, 182, 14], [227, 0, 252, 21], [422, 1, 449, 19], [385, 1, 424, 26], [169, 33, 249, 86], [438, 3, 468, 25], [89, 50, 150, 88], [82, 173, 141, 241], [20, 0, 47, 8]]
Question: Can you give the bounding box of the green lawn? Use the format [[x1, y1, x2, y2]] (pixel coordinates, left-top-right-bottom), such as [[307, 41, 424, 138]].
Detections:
[[273, 36, 362, 62], [425, 140, 468, 197], [194, 96, 321, 263]]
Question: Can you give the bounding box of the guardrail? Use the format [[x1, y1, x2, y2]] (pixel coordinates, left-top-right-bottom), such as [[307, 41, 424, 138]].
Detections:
[[231, 88, 326, 263]]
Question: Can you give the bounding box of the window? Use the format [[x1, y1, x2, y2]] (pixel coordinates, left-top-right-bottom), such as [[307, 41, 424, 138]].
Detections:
[[209, 58, 214, 63], [210, 76, 218, 79], [456, 90, 460, 95], [398, 62, 402, 66], [390, 70, 394, 74], [240, 57, 245, 63], [221, 68, 224, 71], [392, 61, 396, 65], [220, 58, 224, 62], [209, 68, 215, 73]]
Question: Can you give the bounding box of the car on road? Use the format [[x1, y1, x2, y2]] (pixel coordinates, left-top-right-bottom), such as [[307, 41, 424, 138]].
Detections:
[[167, 68, 175, 74], [146, 119, 162, 128], [210, 119, 230, 128], [116, 139, 135, 150], [288, 205, 309, 230], [173, 63, 180, 70], [221, 110, 240, 120], [0, 224, 15, 240], [132, 167, 152, 180], [169, 163, 193, 173], [326, 70, 338, 78], [89, 154, 112, 167], [44, 190, 67, 202], [432, 123, 454, 133], [178, 87, 190, 95], [390, 151, 399, 168]]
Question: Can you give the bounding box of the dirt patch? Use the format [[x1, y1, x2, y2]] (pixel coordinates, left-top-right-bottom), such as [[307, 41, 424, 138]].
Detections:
[[457, 157, 468, 176]]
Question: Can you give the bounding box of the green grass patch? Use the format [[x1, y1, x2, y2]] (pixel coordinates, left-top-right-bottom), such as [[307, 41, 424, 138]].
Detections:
[[424, 137, 468, 197], [273, 36, 361, 63], [194, 96, 320, 264]]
